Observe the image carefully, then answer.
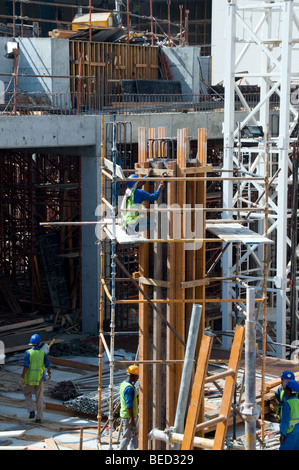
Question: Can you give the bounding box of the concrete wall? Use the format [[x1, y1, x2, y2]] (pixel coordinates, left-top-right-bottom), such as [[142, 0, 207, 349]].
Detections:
[[0, 38, 70, 108], [162, 46, 209, 95], [115, 110, 226, 141], [0, 114, 98, 152]]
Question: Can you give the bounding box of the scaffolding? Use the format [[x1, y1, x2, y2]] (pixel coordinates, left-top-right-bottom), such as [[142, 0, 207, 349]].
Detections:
[[222, 0, 299, 359], [0, 151, 81, 324], [97, 115, 275, 449]]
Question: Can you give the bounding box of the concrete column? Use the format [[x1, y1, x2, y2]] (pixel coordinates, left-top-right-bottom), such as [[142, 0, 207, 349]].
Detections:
[[81, 152, 102, 335]]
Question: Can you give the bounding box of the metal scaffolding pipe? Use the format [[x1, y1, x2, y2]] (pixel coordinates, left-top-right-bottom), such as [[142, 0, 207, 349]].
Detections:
[[172, 304, 202, 449], [148, 428, 214, 450], [240, 287, 260, 450]]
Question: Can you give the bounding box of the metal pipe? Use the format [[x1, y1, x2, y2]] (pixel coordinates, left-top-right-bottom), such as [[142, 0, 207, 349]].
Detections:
[[77, 53, 83, 115], [150, 0, 154, 46], [172, 304, 202, 449], [240, 287, 260, 450], [97, 115, 105, 447], [108, 114, 117, 450], [148, 428, 214, 449], [13, 48, 19, 115], [89, 0, 92, 42], [127, 0, 130, 43], [290, 136, 299, 344], [179, 5, 183, 46]]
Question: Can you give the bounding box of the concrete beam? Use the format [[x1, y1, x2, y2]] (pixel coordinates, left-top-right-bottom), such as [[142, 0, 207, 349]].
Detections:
[[0, 115, 100, 155]]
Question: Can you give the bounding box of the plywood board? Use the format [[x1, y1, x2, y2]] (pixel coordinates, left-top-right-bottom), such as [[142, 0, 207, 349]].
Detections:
[[206, 223, 274, 245], [104, 158, 125, 180]]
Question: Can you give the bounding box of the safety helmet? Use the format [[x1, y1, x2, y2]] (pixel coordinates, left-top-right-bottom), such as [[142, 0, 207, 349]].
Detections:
[[281, 371, 295, 380], [286, 380, 299, 393], [127, 364, 139, 376], [126, 174, 139, 188], [29, 334, 42, 346]]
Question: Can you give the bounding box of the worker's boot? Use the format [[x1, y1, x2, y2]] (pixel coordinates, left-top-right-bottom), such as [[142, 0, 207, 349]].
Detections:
[[29, 411, 35, 419]]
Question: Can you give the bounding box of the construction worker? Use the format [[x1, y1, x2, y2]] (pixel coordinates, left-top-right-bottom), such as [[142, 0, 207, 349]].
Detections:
[[280, 380, 299, 450], [20, 334, 51, 424], [119, 364, 139, 450], [121, 169, 164, 234], [275, 370, 296, 418]]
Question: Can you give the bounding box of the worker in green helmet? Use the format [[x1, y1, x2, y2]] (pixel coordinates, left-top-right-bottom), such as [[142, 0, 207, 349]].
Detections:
[[119, 364, 139, 450]]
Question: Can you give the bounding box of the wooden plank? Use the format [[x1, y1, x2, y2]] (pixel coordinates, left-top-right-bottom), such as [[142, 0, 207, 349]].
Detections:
[[139, 277, 171, 288], [1, 328, 51, 349], [213, 324, 245, 450], [166, 161, 177, 431], [181, 165, 213, 174], [45, 438, 60, 450], [0, 430, 26, 438], [158, 127, 167, 158], [138, 136, 150, 450], [181, 333, 213, 450], [0, 317, 45, 334], [48, 356, 98, 372], [175, 129, 188, 407], [181, 278, 210, 289], [195, 128, 207, 432]]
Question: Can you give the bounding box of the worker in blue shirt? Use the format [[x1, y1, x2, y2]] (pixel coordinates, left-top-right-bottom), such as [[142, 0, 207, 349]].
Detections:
[[20, 334, 51, 424], [122, 169, 164, 234], [280, 380, 299, 450], [275, 370, 296, 419], [119, 364, 139, 450]]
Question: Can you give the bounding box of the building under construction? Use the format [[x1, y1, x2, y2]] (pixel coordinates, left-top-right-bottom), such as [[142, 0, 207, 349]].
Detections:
[[0, 0, 299, 452]]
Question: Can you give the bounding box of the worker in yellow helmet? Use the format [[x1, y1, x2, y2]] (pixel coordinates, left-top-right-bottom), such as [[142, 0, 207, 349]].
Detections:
[[119, 364, 139, 450]]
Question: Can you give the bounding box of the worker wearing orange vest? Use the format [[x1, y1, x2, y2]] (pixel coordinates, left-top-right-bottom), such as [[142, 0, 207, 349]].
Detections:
[[20, 334, 51, 424], [119, 364, 139, 450]]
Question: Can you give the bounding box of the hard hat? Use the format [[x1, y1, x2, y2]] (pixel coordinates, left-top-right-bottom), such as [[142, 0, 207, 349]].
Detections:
[[127, 364, 139, 376], [286, 380, 299, 393], [29, 334, 42, 346], [127, 174, 139, 188], [281, 371, 295, 380]]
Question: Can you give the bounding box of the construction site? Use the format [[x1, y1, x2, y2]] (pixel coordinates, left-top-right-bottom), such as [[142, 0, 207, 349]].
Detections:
[[0, 0, 299, 453]]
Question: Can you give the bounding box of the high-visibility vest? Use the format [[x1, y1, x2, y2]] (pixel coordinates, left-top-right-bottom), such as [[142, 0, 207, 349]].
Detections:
[[286, 397, 299, 434], [24, 349, 45, 386], [122, 189, 141, 227], [119, 381, 138, 419], [277, 388, 285, 418], [277, 388, 299, 418]]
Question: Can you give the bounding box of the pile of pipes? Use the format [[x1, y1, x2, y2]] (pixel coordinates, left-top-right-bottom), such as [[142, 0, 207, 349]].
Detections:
[[64, 385, 121, 417], [63, 369, 129, 417]]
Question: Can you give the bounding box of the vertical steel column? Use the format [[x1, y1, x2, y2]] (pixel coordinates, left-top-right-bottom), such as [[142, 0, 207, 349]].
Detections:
[[241, 288, 260, 450], [108, 114, 117, 449], [276, 0, 293, 357], [172, 304, 202, 449], [222, 0, 236, 348]]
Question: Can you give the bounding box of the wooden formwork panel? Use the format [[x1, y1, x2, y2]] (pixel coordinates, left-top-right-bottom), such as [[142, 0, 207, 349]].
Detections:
[[69, 41, 159, 105]]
